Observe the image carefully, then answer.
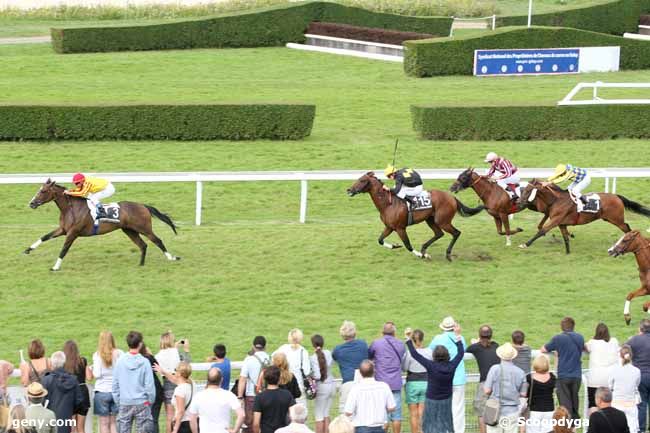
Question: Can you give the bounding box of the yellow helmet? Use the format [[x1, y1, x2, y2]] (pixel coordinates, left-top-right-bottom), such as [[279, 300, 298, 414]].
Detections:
[[553, 164, 567, 177], [384, 164, 397, 177]]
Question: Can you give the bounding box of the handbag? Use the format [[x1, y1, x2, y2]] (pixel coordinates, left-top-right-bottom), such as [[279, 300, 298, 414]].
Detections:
[[0, 395, 9, 430], [482, 364, 504, 427], [521, 372, 534, 418], [300, 349, 317, 400]]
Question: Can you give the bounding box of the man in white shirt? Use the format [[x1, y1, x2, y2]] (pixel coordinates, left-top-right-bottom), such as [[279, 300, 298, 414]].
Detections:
[[188, 368, 244, 433], [344, 360, 396, 433], [275, 404, 314, 433], [238, 336, 271, 433]]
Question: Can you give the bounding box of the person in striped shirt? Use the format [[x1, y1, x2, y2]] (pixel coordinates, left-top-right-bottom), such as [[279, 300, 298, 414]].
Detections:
[[484, 152, 520, 198], [544, 164, 591, 207], [64, 173, 115, 221]]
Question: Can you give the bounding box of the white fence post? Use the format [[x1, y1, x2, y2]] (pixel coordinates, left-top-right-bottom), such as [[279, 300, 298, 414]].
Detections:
[[612, 177, 617, 194], [300, 179, 308, 223], [604, 177, 609, 193], [195, 181, 203, 226], [492, 14, 496, 30]]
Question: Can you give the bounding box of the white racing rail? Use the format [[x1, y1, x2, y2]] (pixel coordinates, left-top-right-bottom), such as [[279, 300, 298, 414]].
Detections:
[[2, 168, 649, 225], [558, 81, 650, 106]]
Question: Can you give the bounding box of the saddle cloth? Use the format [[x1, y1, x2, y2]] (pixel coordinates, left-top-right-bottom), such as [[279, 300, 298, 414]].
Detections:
[[99, 202, 121, 222], [408, 191, 432, 211], [573, 193, 600, 213]]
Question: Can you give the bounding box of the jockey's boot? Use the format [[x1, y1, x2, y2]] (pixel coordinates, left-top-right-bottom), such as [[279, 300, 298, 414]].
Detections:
[[96, 203, 106, 220]]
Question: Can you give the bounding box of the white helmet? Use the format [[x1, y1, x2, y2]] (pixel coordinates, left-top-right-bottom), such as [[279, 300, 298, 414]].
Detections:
[[484, 152, 498, 163]]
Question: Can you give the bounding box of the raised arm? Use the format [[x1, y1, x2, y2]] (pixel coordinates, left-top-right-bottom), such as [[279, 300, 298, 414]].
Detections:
[[449, 340, 465, 370]]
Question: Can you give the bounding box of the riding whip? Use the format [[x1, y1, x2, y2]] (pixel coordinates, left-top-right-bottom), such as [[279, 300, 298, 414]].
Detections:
[[391, 138, 399, 167]]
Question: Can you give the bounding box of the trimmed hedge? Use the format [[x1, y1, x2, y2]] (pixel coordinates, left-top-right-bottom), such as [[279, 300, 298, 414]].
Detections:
[[498, 0, 642, 35], [0, 104, 315, 140], [307, 22, 433, 45], [411, 105, 650, 140], [404, 26, 650, 77], [51, 1, 452, 54]]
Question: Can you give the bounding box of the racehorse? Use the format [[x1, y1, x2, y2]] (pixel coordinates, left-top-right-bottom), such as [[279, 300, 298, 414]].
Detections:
[[25, 179, 181, 271], [449, 168, 549, 246], [608, 230, 650, 325], [517, 179, 650, 253], [347, 172, 484, 261]]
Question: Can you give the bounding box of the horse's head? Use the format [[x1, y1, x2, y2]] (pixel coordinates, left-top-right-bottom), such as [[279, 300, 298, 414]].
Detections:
[[450, 168, 474, 193], [609, 230, 643, 257], [347, 172, 378, 197], [30, 179, 61, 209], [516, 179, 540, 210]]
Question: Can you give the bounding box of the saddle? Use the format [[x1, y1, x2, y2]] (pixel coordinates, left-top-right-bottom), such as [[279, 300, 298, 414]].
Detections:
[[573, 193, 600, 213], [404, 191, 432, 226], [504, 181, 527, 200], [96, 203, 121, 223]]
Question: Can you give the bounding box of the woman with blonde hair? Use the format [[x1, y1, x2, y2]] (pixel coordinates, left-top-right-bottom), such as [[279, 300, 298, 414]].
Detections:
[[609, 345, 640, 433], [89, 331, 123, 433], [525, 354, 556, 433], [20, 339, 51, 386], [155, 331, 191, 433], [328, 415, 354, 433], [549, 407, 573, 433], [274, 329, 311, 409], [270, 352, 301, 398], [157, 362, 195, 433]]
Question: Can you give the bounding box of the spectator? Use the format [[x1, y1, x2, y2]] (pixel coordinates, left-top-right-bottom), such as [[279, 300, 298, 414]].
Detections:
[[253, 366, 296, 433], [20, 340, 51, 386], [275, 404, 314, 433], [402, 329, 432, 433], [90, 331, 123, 433], [626, 318, 650, 433], [328, 415, 354, 433], [209, 344, 231, 391], [541, 317, 584, 420], [310, 335, 335, 433], [6, 405, 36, 433], [549, 407, 572, 433], [274, 329, 311, 410], [511, 331, 531, 375], [270, 353, 301, 399], [484, 343, 527, 433], [333, 321, 369, 383], [139, 342, 164, 433], [62, 341, 90, 433], [156, 331, 190, 433], [344, 360, 396, 433], [369, 322, 405, 433], [0, 359, 14, 400], [429, 316, 467, 433], [467, 325, 499, 433], [525, 355, 556, 433], [25, 382, 56, 433], [187, 368, 244, 433], [585, 323, 619, 414], [41, 351, 82, 433], [113, 331, 155, 433], [586, 387, 630, 433], [405, 324, 464, 433], [609, 345, 640, 433], [237, 336, 270, 433], [157, 362, 194, 433]]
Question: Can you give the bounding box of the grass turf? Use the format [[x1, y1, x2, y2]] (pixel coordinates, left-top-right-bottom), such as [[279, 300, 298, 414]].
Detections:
[[0, 43, 650, 370]]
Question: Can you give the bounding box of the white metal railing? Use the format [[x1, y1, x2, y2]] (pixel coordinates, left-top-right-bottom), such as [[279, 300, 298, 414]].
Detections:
[[2, 168, 648, 225], [558, 81, 650, 106]]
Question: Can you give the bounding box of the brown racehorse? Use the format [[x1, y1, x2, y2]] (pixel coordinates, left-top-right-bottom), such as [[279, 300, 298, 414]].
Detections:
[[347, 172, 484, 261], [25, 179, 181, 271], [450, 168, 549, 246], [517, 179, 650, 253], [608, 230, 650, 325]]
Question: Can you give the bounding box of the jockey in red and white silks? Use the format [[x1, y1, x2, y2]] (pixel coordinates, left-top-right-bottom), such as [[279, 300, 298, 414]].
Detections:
[[485, 152, 520, 196]]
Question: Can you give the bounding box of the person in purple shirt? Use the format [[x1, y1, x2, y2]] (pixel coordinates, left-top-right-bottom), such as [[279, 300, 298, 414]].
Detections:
[[369, 322, 406, 433]]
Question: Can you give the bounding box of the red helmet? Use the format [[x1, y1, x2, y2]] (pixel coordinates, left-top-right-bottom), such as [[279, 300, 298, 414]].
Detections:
[[72, 173, 85, 184]]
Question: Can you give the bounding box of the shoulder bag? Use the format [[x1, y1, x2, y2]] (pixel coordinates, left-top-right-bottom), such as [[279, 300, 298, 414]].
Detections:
[[483, 364, 504, 427], [301, 349, 317, 400]]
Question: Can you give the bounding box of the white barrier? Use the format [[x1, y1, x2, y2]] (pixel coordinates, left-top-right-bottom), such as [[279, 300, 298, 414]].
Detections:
[[2, 168, 649, 225], [558, 81, 650, 106]]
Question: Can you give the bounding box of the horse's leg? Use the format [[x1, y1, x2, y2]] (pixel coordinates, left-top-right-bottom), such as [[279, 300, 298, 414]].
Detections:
[[625, 287, 650, 325], [501, 212, 523, 247], [51, 232, 79, 271], [394, 228, 423, 259], [378, 226, 400, 250], [122, 229, 148, 266], [24, 227, 64, 254], [559, 225, 571, 254], [420, 218, 444, 259], [143, 231, 180, 261], [493, 216, 504, 235], [536, 215, 548, 231], [439, 222, 461, 262], [519, 219, 560, 249]]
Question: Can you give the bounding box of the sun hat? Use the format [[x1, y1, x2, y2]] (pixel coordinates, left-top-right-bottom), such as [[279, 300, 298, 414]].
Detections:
[[496, 343, 518, 361], [439, 316, 456, 331], [26, 382, 48, 398]]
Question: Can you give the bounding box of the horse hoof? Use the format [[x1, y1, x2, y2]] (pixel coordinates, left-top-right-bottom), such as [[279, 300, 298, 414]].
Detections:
[[424, 253, 431, 260], [175, 256, 181, 261], [516, 228, 523, 232], [570, 233, 575, 238], [625, 316, 631, 326], [519, 244, 528, 249], [50, 268, 59, 272], [446, 255, 452, 262], [23, 248, 31, 255], [393, 244, 402, 249], [506, 240, 512, 247]]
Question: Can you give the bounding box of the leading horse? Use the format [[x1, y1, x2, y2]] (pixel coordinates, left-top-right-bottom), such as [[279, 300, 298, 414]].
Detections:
[[609, 230, 650, 325], [26, 179, 181, 271], [347, 172, 484, 261]]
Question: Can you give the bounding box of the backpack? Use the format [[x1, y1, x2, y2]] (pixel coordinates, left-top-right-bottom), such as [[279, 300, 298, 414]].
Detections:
[[251, 354, 271, 395]]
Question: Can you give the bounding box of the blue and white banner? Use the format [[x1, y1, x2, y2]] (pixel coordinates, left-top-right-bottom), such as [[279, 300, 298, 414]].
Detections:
[[474, 48, 580, 76]]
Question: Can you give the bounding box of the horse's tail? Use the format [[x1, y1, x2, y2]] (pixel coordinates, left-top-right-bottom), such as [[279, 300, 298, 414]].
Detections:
[[618, 195, 650, 218], [455, 198, 485, 217], [145, 205, 178, 234]]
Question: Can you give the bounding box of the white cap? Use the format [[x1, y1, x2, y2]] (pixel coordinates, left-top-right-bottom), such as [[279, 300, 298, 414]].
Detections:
[[484, 152, 498, 163]]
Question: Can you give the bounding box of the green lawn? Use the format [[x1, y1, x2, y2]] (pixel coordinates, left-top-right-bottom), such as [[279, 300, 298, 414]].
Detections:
[[1, 43, 650, 373]]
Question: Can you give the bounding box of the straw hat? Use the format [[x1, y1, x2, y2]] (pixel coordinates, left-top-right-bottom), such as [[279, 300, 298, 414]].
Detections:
[[439, 316, 456, 331], [496, 343, 518, 361], [26, 382, 48, 399]]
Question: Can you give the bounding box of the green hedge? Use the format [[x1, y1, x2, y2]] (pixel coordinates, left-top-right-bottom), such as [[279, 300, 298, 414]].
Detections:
[[51, 1, 452, 54], [498, 0, 642, 35], [0, 104, 315, 140], [411, 105, 650, 140], [404, 26, 650, 77]]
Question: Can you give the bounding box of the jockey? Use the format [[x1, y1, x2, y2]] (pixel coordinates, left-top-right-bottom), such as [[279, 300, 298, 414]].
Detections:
[[384, 165, 423, 204], [64, 173, 115, 221], [484, 152, 520, 198], [544, 164, 591, 205]]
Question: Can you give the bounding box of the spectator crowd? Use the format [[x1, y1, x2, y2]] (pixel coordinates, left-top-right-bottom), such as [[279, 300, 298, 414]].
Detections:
[[1, 316, 650, 433]]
